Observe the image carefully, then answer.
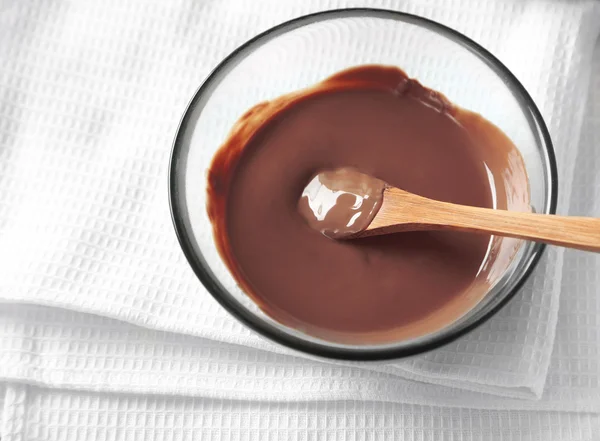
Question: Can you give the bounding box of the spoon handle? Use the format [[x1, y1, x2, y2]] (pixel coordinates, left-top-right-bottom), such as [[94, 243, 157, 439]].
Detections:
[[412, 201, 600, 253]]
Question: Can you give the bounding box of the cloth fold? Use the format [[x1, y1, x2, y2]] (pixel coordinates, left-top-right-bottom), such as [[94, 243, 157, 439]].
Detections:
[[2, 384, 600, 441], [0, 0, 599, 410]]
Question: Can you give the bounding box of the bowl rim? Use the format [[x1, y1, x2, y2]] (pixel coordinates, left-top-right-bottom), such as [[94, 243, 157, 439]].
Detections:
[[168, 7, 559, 361]]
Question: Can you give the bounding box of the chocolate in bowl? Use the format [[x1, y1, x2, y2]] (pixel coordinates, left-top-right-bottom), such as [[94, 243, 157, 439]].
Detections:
[[169, 9, 556, 360], [207, 65, 530, 344]]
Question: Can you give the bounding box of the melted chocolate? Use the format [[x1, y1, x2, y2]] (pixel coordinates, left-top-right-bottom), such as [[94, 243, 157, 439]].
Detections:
[[298, 167, 386, 239], [207, 65, 529, 344]]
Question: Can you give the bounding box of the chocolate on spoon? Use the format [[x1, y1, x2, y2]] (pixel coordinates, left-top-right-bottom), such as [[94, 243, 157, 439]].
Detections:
[[299, 167, 600, 252]]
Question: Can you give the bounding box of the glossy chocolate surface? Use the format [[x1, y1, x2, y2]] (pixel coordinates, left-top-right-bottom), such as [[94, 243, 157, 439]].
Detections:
[[207, 65, 528, 342]]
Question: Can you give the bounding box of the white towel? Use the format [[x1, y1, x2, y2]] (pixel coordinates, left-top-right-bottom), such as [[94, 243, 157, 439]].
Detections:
[[0, 0, 599, 409], [2, 384, 600, 441]]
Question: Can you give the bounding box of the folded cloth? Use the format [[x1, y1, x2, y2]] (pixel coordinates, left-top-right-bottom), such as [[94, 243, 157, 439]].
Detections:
[[0, 278, 600, 413], [2, 384, 600, 441], [0, 0, 599, 402]]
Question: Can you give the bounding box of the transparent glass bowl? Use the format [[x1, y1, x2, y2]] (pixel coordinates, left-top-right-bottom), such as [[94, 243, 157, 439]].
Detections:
[[169, 9, 557, 360]]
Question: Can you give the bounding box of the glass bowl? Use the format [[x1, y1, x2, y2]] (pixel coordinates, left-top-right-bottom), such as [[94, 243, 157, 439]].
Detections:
[[169, 8, 557, 360]]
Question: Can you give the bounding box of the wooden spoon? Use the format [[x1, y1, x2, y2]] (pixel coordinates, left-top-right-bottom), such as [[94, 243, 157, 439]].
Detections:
[[298, 168, 600, 252], [356, 186, 600, 252]]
